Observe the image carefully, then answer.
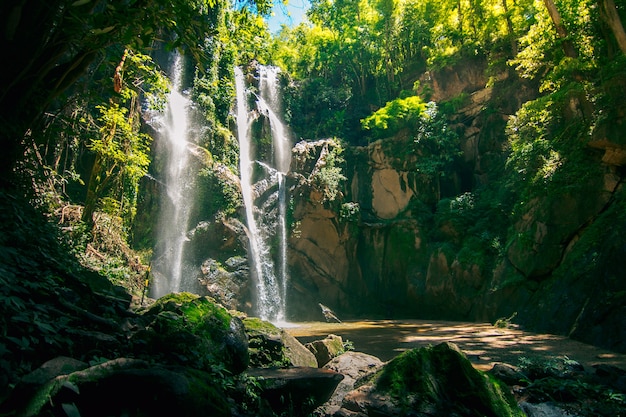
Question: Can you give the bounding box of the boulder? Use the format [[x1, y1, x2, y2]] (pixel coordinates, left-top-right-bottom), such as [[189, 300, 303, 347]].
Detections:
[[488, 363, 528, 387], [519, 401, 575, 417], [132, 292, 249, 373], [335, 342, 524, 417], [318, 351, 384, 416], [198, 257, 250, 311], [306, 334, 344, 367], [243, 317, 318, 368], [246, 367, 344, 416]]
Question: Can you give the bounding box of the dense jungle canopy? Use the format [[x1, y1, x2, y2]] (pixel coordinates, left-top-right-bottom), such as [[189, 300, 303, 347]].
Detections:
[[1, 0, 626, 413], [2, 0, 625, 206]]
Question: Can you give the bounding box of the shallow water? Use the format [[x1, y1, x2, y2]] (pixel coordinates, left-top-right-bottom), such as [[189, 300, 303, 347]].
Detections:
[[283, 320, 626, 370]]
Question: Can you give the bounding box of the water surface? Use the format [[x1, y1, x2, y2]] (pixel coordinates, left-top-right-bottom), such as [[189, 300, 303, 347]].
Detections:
[[284, 320, 626, 371]]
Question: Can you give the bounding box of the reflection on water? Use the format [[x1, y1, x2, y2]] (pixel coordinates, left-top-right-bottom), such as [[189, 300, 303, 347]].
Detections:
[[283, 320, 626, 371]]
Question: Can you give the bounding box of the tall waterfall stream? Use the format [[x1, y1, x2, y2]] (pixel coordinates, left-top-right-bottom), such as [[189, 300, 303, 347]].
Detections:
[[235, 66, 292, 323], [150, 54, 196, 299]]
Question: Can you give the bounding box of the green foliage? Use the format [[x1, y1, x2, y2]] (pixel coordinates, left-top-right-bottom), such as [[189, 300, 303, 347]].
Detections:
[[509, 0, 608, 93], [505, 82, 602, 212], [413, 102, 462, 177], [341, 339, 356, 353], [340, 202, 360, 222], [196, 166, 242, 220], [433, 185, 512, 272], [362, 96, 427, 137], [0, 192, 137, 388], [90, 102, 153, 183], [283, 75, 354, 140], [272, 0, 541, 142], [76, 48, 169, 232], [494, 312, 518, 328], [311, 140, 347, 202], [361, 100, 460, 176]]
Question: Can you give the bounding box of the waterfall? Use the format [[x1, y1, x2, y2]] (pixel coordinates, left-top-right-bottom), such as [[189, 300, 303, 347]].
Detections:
[[234, 66, 292, 322], [151, 53, 195, 298], [257, 66, 291, 322]]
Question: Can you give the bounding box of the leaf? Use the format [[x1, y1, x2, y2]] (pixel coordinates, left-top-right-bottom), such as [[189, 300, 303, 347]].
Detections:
[[71, 0, 91, 6], [6, 336, 30, 349], [61, 403, 82, 417], [91, 26, 116, 35], [62, 381, 81, 395]]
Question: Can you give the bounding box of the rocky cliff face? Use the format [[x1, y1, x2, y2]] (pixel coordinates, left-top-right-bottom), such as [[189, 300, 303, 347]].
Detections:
[[286, 61, 626, 353]]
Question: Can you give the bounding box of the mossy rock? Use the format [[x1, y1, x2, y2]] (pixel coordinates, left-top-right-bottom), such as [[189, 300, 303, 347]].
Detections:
[[243, 317, 317, 368], [373, 342, 524, 416], [306, 334, 344, 367], [243, 317, 283, 337], [134, 293, 248, 373]]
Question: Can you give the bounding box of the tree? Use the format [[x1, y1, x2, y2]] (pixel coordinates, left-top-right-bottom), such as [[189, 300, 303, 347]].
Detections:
[[599, 0, 626, 54], [81, 50, 167, 227], [0, 0, 270, 187], [542, 0, 579, 58]]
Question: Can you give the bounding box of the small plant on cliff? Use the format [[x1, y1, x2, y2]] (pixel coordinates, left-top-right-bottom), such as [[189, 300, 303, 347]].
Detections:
[[340, 202, 360, 222], [311, 140, 347, 202], [339, 202, 360, 234]]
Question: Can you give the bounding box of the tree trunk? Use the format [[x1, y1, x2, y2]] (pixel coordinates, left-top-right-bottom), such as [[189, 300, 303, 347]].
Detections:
[[502, 0, 518, 55], [599, 0, 626, 55], [82, 153, 104, 227], [542, 0, 578, 58]]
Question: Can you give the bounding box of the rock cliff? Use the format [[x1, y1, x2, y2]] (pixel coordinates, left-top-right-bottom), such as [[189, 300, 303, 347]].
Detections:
[[285, 60, 626, 353]]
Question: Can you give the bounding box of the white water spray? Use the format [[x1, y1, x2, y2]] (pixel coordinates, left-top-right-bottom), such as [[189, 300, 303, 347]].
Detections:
[[151, 54, 194, 298], [257, 66, 291, 321], [235, 66, 292, 322]]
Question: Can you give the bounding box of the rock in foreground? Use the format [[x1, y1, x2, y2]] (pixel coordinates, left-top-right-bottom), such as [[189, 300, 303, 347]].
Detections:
[[335, 342, 523, 417]]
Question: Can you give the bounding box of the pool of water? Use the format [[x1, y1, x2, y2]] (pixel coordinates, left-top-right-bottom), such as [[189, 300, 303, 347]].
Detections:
[[282, 320, 626, 370]]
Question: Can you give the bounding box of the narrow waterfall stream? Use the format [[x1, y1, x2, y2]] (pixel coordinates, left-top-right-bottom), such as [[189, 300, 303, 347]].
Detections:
[[234, 66, 292, 322], [258, 65, 291, 322], [150, 54, 195, 298]]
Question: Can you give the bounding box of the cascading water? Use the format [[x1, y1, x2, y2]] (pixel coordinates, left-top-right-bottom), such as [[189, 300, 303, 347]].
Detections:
[[151, 54, 195, 298], [257, 66, 291, 322], [234, 66, 292, 322]]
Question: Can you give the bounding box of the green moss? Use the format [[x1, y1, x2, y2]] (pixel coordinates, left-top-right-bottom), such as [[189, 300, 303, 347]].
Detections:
[[22, 377, 66, 417], [375, 348, 439, 402], [375, 343, 524, 416], [242, 317, 281, 336], [151, 292, 201, 310], [138, 293, 242, 372], [243, 317, 293, 368], [148, 292, 231, 329]]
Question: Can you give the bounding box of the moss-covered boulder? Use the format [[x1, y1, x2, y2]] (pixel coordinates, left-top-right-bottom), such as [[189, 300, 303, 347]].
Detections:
[[132, 293, 249, 373], [337, 342, 524, 417], [243, 317, 317, 368], [7, 358, 231, 417], [306, 334, 344, 367]]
